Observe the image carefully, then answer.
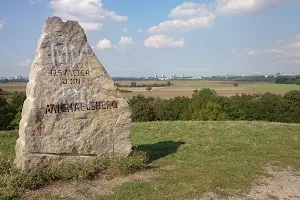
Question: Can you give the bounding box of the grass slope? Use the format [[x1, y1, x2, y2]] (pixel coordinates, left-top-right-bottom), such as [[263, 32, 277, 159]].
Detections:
[[0, 131, 18, 158], [242, 83, 300, 92], [1, 121, 300, 200], [101, 121, 300, 200]]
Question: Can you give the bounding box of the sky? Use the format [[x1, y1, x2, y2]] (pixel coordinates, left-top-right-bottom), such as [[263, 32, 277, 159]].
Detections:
[[0, 0, 300, 78]]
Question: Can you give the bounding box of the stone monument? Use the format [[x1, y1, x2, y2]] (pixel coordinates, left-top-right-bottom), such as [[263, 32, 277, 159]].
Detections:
[[14, 17, 132, 172]]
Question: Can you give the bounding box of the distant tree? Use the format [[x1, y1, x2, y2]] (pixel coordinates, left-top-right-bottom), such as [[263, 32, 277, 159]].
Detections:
[[167, 81, 172, 86], [146, 85, 152, 91], [10, 92, 26, 110], [131, 82, 137, 87], [295, 79, 300, 85], [0, 88, 3, 95], [114, 83, 121, 87], [233, 83, 239, 87]]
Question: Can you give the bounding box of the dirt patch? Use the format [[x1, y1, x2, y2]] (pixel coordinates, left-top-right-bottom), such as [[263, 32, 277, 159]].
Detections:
[[192, 166, 300, 200], [21, 171, 158, 200], [237, 166, 300, 200], [121, 86, 256, 99]]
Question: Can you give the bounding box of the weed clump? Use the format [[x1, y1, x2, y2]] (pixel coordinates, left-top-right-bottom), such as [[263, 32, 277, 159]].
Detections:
[[0, 151, 149, 199]]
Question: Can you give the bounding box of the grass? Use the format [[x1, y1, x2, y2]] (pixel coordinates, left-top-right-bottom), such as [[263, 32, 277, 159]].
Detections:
[[1, 121, 300, 199], [242, 83, 300, 92], [0, 131, 18, 158], [100, 121, 300, 200], [0, 131, 149, 199]]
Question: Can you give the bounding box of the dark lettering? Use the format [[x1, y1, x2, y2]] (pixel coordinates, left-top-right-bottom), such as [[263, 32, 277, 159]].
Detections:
[[73, 70, 79, 76], [46, 105, 52, 114], [60, 104, 66, 112], [90, 102, 96, 110], [101, 101, 107, 109], [75, 79, 81, 84], [81, 103, 86, 111], [96, 102, 101, 110], [112, 101, 118, 108], [62, 79, 67, 84], [74, 103, 80, 111], [58, 70, 62, 76], [67, 103, 74, 112], [106, 101, 112, 109], [86, 103, 91, 110], [86, 70, 89, 76], [51, 104, 58, 113], [65, 70, 72, 76], [45, 101, 118, 114]]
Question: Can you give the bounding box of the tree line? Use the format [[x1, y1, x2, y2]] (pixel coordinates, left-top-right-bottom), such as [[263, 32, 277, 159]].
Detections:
[[1, 88, 300, 131], [129, 89, 300, 123]]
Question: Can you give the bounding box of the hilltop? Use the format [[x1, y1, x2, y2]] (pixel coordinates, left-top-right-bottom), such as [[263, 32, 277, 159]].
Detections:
[[1, 121, 300, 199]]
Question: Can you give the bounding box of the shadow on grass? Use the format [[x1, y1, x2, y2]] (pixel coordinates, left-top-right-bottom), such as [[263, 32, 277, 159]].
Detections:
[[133, 141, 185, 162]]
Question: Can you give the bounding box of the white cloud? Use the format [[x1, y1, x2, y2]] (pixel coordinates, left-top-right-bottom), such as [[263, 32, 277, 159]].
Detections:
[[138, 28, 143, 33], [247, 48, 285, 56], [119, 36, 135, 46], [49, 0, 128, 31], [122, 28, 128, 33], [0, 19, 5, 30], [247, 39, 300, 60], [296, 35, 300, 40], [17, 59, 33, 67], [169, 2, 213, 19], [144, 35, 184, 48], [148, 2, 215, 34], [289, 41, 300, 49], [216, 0, 289, 15], [96, 38, 113, 50]]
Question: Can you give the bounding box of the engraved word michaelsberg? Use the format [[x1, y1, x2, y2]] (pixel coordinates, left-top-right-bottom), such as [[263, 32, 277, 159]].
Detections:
[[45, 101, 118, 114]]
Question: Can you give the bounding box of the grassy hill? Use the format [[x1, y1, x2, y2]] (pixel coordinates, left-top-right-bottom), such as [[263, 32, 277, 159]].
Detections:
[[1, 121, 300, 200]]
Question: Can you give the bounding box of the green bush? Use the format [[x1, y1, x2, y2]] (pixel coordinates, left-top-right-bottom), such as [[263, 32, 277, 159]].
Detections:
[[0, 90, 26, 131], [130, 88, 300, 124]]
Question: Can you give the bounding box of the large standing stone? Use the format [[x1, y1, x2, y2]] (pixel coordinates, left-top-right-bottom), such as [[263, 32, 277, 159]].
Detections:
[[14, 17, 132, 172]]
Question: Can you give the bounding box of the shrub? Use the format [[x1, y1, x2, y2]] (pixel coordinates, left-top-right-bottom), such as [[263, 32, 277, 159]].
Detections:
[[146, 85, 152, 91], [132, 101, 155, 122]]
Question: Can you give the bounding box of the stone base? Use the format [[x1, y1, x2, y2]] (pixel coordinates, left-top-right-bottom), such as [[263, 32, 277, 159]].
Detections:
[[15, 154, 102, 172]]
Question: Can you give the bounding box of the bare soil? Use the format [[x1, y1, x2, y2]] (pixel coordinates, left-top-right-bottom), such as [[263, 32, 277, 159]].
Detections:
[[21, 171, 158, 200], [195, 166, 300, 200], [122, 86, 256, 99], [21, 165, 300, 200]]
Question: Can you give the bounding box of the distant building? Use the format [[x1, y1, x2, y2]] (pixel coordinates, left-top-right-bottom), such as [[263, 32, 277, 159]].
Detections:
[[162, 74, 164, 79], [154, 74, 158, 79], [181, 74, 184, 79], [276, 72, 281, 77], [15, 75, 24, 80]]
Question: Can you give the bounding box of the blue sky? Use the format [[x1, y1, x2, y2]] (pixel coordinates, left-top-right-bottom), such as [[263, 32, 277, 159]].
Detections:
[[0, 0, 300, 77]]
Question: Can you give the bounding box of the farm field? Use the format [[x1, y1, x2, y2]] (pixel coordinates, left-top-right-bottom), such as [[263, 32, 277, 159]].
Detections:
[[241, 83, 300, 93], [1, 81, 300, 99], [1, 121, 300, 199], [121, 81, 300, 98]]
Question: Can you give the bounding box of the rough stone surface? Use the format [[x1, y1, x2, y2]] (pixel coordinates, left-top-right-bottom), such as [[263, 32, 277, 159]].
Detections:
[[14, 16, 132, 172]]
